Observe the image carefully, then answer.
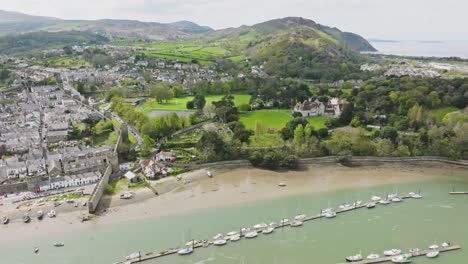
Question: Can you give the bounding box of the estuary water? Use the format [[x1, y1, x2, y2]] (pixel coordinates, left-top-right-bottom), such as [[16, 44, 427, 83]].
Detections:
[[368, 40, 468, 59], [1, 166, 468, 264]]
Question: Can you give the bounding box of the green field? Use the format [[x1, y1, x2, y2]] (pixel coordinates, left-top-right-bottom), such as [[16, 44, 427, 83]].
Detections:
[[305, 116, 330, 129], [138, 94, 251, 113], [430, 107, 459, 122], [36, 57, 91, 68], [140, 42, 231, 65], [240, 110, 293, 131]]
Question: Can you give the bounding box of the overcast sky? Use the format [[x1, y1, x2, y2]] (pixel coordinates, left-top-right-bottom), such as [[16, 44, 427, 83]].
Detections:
[[1, 0, 466, 40]]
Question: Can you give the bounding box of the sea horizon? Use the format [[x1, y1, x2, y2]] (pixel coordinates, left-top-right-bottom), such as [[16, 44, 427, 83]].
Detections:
[[367, 40, 468, 59]]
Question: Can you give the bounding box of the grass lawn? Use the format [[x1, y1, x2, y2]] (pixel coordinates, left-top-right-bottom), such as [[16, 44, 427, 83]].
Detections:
[[306, 116, 330, 130], [430, 107, 459, 122], [138, 94, 251, 113], [240, 110, 293, 131], [249, 133, 284, 147]]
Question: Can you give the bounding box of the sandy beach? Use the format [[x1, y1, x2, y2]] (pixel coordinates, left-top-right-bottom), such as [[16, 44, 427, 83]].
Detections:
[[1, 161, 466, 241]]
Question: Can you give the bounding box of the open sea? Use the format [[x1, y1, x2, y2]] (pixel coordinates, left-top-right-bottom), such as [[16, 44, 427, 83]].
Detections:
[[368, 40, 468, 59]]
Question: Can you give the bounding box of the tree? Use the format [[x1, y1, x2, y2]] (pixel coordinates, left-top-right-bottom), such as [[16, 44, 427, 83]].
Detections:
[[193, 94, 206, 109], [150, 84, 173, 103], [407, 103, 424, 129], [396, 144, 411, 157], [197, 131, 227, 162], [186, 101, 195, 109], [141, 135, 155, 157], [293, 125, 305, 145], [317, 128, 329, 139], [212, 95, 238, 123], [338, 103, 354, 126], [381, 126, 398, 143], [427, 91, 441, 109], [375, 138, 395, 157], [324, 130, 352, 157]]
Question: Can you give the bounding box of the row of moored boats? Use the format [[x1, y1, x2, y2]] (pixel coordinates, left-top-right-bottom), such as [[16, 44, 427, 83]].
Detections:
[[2, 209, 56, 225], [346, 242, 451, 263]]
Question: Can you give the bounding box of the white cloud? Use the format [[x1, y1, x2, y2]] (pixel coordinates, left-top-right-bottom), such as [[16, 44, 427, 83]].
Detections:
[[0, 0, 466, 40]]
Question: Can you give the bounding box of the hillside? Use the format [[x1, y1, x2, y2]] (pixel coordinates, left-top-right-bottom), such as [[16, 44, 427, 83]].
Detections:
[[0, 31, 109, 54], [194, 17, 374, 79], [0, 10, 213, 40]]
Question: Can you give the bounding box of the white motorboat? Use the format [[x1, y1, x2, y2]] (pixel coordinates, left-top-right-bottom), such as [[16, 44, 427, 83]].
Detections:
[[213, 239, 227, 246], [254, 223, 268, 229], [441, 242, 450, 247], [388, 193, 397, 199], [269, 222, 277, 227], [244, 231, 258, 238], [412, 194, 422, 199], [290, 220, 303, 227], [120, 192, 134, 200], [294, 214, 306, 220], [426, 251, 439, 258], [366, 202, 376, 209], [409, 248, 420, 253], [391, 254, 412, 263], [226, 231, 238, 236], [280, 219, 289, 225], [322, 208, 334, 215], [408, 192, 416, 196], [391, 197, 402, 202], [367, 254, 380, 259], [262, 227, 274, 234], [54, 242, 65, 247], [355, 201, 363, 206], [324, 211, 336, 218], [36, 210, 44, 220], [47, 209, 56, 218], [429, 244, 439, 250], [384, 249, 402, 256], [213, 234, 224, 240], [379, 199, 390, 205], [178, 247, 193, 255], [345, 254, 363, 262], [126, 252, 140, 260], [240, 227, 250, 233], [185, 240, 198, 247], [339, 203, 352, 210], [230, 235, 241, 242], [371, 196, 382, 202]]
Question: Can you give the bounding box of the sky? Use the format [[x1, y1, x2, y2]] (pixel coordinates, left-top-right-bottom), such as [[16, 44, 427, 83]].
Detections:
[[0, 0, 466, 41]]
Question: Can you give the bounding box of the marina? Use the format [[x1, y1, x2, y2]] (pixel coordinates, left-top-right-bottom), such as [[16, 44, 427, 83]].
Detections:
[[118, 193, 421, 264], [338, 244, 461, 264]]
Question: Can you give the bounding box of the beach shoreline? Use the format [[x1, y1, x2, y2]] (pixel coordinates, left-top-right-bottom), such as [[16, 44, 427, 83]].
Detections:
[[1, 161, 466, 241]]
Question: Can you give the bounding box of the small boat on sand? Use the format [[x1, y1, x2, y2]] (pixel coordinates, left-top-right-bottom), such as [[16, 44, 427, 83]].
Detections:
[[278, 182, 287, 187], [47, 210, 56, 218], [34, 247, 39, 253], [36, 210, 44, 220], [2, 216, 8, 224], [23, 214, 31, 223], [54, 242, 65, 247]]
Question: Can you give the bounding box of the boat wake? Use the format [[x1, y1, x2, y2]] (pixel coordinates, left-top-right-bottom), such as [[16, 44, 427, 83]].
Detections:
[[426, 204, 455, 209], [192, 256, 216, 264]]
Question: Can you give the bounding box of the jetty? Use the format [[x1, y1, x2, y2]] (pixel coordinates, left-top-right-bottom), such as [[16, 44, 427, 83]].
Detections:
[[116, 193, 421, 264], [338, 244, 461, 264], [449, 191, 468, 195]]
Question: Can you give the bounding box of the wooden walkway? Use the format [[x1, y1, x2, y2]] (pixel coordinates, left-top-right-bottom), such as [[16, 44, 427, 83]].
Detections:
[[116, 194, 420, 264], [449, 191, 468, 195], [337, 245, 461, 264]]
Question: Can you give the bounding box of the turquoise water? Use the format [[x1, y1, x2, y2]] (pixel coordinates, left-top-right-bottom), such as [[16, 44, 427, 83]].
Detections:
[[2, 178, 468, 264]]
